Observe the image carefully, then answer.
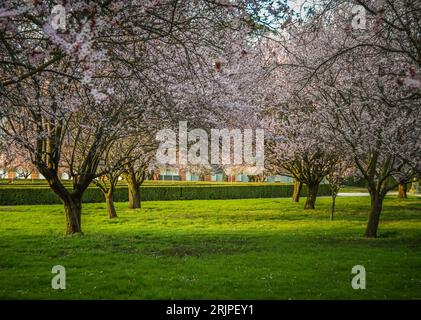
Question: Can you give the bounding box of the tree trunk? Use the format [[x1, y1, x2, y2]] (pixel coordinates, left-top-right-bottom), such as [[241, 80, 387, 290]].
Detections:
[[127, 180, 141, 209], [398, 182, 407, 199], [365, 193, 384, 238], [63, 194, 82, 235], [292, 178, 303, 203], [106, 191, 117, 219], [304, 183, 319, 210]]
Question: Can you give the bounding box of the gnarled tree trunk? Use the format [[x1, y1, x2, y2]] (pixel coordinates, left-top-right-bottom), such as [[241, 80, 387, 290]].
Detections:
[[398, 182, 407, 199], [304, 183, 319, 210], [105, 188, 117, 219], [292, 178, 303, 203], [124, 165, 144, 209], [63, 194, 82, 234], [365, 193, 384, 238], [127, 180, 141, 209]]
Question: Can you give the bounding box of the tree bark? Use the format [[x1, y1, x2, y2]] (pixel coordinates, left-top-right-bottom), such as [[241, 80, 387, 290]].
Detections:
[[292, 178, 303, 202], [127, 180, 141, 209], [106, 191, 117, 219], [125, 166, 142, 209], [365, 193, 384, 238], [398, 182, 407, 199], [304, 183, 319, 210], [63, 194, 82, 235]]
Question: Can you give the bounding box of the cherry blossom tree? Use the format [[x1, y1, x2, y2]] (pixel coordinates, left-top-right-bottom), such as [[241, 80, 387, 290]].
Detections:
[[326, 160, 356, 221], [274, 2, 421, 236], [92, 137, 153, 218], [264, 103, 340, 210], [350, 0, 421, 89], [253, 38, 339, 210], [1, 1, 277, 234], [123, 147, 157, 210]]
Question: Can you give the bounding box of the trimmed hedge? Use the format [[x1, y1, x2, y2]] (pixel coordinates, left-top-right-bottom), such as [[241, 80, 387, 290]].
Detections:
[[0, 184, 331, 206], [0, 179, 292, 187], [342, 177, 368, 188]]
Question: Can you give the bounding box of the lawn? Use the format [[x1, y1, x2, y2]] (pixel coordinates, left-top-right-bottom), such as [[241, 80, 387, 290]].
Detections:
[[0, 196, 420, 299], [338, 186, 369, 193]]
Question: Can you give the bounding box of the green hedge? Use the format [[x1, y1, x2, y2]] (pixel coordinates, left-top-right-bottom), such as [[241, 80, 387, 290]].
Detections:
[[342, 177, 368, 188], [0, 179, 291, 187], [0, 184, 331, 206]]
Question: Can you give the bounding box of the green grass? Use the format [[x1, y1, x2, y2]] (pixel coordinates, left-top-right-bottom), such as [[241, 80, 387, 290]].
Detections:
[[339, 186, 369, 193], [0, 196, 420, 299]]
